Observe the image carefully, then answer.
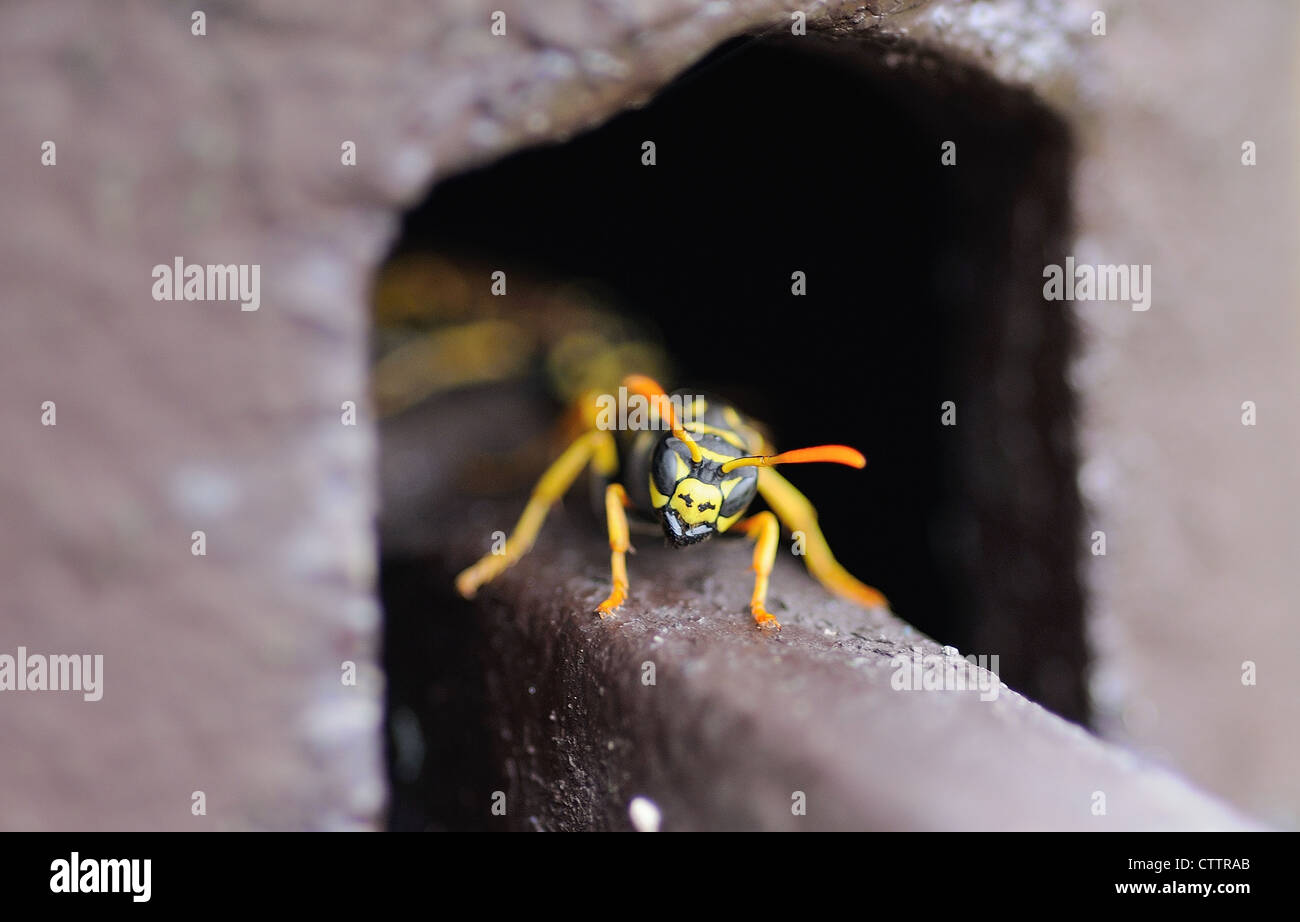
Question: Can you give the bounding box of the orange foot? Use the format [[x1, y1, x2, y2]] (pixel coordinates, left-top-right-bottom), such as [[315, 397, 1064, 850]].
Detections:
[[595, 585, 626, 619]]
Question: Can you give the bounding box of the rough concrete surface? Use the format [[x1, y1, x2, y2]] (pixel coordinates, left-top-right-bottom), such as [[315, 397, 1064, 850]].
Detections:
[[436, 500, 1260, 831]]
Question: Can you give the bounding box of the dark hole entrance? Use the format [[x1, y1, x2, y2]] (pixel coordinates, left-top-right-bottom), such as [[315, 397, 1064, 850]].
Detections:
[[378, 32, 1083, 830]]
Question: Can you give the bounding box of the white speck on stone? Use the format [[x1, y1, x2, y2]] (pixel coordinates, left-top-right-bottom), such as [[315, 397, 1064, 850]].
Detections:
[[342, 596, 380, 633], [1014, 35, 1060, 81], [389, 145, 435, 190], [1090, 662, 1127, 714], [277, 251, 356, 327], [580, 49, 630, 79], [169, 465, 240, 519], [702, 0, 730, 16], [536, 50, 577, 80], [966, 2, 1006, 34], [942, 645, 960, 657], [1077, 457, 1114, 502], [468, 117, 503, 147], [282, 528, 338, 581], [296, 253, 349, 301], [629, 796, 662, 832], [322, 817, 376, 832], [524, 111, 549, 134], [304, 689, 382, 749], [349, 775, 385, 815]]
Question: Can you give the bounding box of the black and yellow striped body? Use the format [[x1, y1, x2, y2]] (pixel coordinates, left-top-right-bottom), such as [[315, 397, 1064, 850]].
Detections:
[[616, 392, 767, 547]]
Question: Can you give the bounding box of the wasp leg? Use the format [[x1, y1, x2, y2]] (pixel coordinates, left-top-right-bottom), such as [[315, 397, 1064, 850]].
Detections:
[[595, 483, 632, 618], [455, 428, 618, 598], [735, 511, 782, 631], [756, 468, 889, 609]]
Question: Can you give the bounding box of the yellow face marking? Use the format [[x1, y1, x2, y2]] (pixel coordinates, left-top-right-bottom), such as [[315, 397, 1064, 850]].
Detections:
[[673, 451, 690, 481], [649, 478, 670, 509], [716, 508, 745, 533], [719, 476, 744, 499], [669, 478, 722, 527]]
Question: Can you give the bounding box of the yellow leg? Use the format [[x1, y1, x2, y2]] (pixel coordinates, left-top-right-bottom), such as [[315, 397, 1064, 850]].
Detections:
[[735, 511, 781, 631], [756, 468, 889, 609], [455, 429, 617, 598], [595, 483, 632, 618]]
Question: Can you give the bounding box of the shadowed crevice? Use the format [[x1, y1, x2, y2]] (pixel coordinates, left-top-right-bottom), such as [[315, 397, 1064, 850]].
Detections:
[[380, 30, 1083, 829]]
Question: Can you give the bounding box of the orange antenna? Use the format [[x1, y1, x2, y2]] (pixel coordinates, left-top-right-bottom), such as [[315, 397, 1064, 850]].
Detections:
[[622, 374, 702, 463], [720, 444, 866, 474]]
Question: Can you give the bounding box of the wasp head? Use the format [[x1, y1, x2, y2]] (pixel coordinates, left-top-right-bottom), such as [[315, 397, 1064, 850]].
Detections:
[[650, 436, 758, 548]]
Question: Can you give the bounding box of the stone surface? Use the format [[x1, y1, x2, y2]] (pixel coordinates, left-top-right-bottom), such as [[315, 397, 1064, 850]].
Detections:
[[3, 0, 1292, 830], [430, 493, 1259, 831], [1072, 0, 1300, 828]]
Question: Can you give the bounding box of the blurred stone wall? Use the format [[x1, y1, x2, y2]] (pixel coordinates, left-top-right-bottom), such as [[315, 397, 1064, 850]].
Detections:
[[1073, 1, 1300, 827]]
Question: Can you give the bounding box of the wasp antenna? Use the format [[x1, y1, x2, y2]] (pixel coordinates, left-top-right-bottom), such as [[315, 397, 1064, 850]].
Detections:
[[720, 444, 866, 473], [666, 406, 703, 463], [622, 373, 702, 463]]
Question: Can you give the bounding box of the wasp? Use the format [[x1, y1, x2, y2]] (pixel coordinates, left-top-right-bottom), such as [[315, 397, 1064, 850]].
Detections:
[[455, 375, 888, 630]]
